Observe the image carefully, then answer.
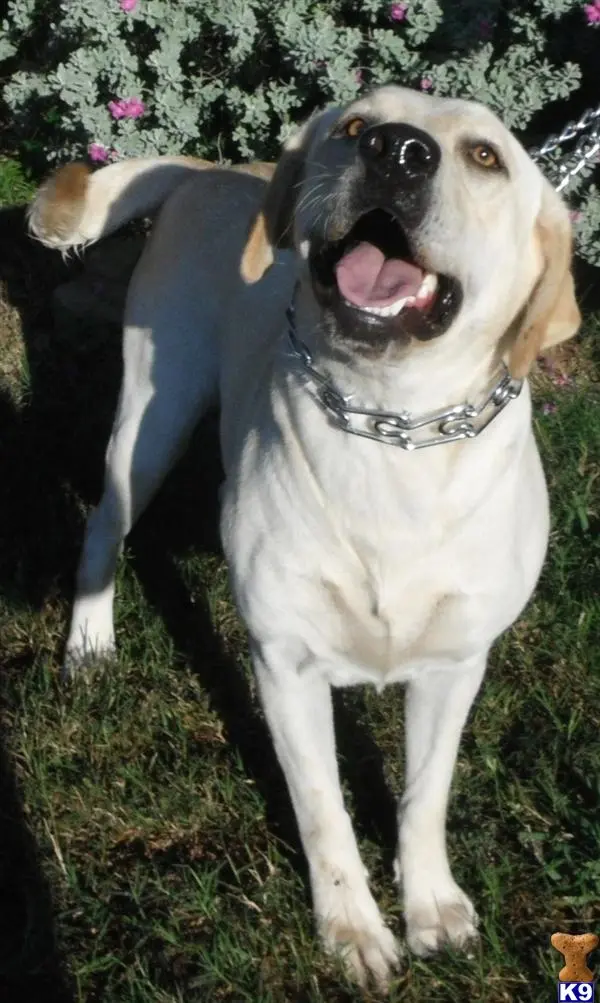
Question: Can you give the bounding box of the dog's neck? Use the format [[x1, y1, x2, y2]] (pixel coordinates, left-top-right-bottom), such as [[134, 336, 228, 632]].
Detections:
[[287, 285, 515, 424]]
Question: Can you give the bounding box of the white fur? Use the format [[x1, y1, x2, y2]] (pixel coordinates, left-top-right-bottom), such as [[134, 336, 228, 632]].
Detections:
[[31, 87, 576, 990]]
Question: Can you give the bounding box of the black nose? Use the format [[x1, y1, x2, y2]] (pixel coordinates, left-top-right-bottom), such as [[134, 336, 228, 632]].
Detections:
[[358, 123, 441, 185]]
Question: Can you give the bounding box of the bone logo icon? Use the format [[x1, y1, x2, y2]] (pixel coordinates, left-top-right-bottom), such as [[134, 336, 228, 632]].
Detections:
[[552, 932, 598, 1002]]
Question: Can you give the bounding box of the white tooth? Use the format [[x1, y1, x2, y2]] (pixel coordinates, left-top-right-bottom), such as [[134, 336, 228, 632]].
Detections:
[[416, 272, 438, 301], [369, 300, 404, 317], [344, 295, 416, 317], [391, 295, 415, 315]]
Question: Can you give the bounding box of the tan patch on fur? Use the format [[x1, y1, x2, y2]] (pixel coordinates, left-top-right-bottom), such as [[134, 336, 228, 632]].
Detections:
[[232, 161, 275, 181], [240, 114, 329, 284], [167, 156, 213, 168], [33, 162, 91, 245], [508, 194, 580, 379], [240, 211, 275, 284], [234, 163, 277, 281]]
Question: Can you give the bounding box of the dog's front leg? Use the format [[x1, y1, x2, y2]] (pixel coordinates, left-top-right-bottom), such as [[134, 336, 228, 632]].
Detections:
[[396, 656, 486, 957], [253, 641, 400, 989]]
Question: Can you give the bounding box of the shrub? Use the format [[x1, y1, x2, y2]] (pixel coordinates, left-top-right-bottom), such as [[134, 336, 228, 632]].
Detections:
[[0, 0, 598, 262]]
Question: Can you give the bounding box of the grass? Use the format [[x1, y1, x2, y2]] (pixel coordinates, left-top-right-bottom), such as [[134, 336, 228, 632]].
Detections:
[[0, 159, 36, 206], [0, 156, 599, 1003]]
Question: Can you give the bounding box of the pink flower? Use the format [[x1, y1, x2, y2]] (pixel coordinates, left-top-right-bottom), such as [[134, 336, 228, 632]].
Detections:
[[420, 77, 433, 91], [124, 97, 144, 118], [569, 209, 583, 224], [88, 142, 110, 162], [108, 100, 126, 120], [355, 69, 364, 85], [539, 357, 574, 390], [120, 0, 138, 11], [584, 1, 600, 24], [390, 3, 408, 22], [108, 97, 145, 120], [542, 402, 557, 415]]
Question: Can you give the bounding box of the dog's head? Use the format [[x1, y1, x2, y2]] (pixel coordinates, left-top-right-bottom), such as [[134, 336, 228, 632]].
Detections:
[[241, 85, 580, 376]]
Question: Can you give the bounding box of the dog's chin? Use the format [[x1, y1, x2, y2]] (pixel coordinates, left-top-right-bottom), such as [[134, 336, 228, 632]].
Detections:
[[308, 208, 462, 351]]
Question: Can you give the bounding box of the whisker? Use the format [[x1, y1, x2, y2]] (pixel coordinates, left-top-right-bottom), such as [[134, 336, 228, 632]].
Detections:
[[292, 172, 334, 191], [296, 180, 326, 208], [296, 188, 329, 217]]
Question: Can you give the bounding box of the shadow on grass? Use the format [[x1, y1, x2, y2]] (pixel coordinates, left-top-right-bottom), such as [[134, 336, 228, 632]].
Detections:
[[0, 206, 130, 1002], [0, 206, 120, 610], [0, 201, 400, 994], [0, 744, 73, 1003], [0, 205, 93, 1002]]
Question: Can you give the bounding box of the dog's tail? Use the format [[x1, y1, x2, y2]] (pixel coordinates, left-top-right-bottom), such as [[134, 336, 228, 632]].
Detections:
[[28, 156, 220, 252]]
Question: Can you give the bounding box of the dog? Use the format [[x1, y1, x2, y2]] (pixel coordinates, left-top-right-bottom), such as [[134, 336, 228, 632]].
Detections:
[[29, 85, 580, 990]]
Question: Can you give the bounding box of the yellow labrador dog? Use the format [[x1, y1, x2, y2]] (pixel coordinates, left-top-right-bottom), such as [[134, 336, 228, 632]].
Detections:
[[29, 85, 580, 989]]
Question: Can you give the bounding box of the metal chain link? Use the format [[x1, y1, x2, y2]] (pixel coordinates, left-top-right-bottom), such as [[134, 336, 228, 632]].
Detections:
[[529, 102, 600, 159], [529, 101, 600, 194]]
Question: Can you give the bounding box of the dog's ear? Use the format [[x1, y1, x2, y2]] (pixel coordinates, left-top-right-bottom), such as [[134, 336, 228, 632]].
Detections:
[[241, 112, 328, 283], [509, 179, 580, 378]]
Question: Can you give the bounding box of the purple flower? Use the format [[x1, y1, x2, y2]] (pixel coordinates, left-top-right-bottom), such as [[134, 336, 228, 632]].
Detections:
[[569, 210, 583, 224], [355, 69, 364, 85], [420, 77, 433, 91], [542, 402, 558, 415], [88, 142, 110, 162], [108, 97, 145, 120], [584, 1, 600, 24], [390, 3, 408, 22], [120, 0, 138, 11]]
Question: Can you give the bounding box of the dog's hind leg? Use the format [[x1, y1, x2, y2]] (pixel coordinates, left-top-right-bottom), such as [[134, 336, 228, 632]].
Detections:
[[65, 257, 219, 673]]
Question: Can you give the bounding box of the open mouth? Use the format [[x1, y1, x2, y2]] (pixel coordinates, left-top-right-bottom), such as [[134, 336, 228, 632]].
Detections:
[[310, 209, 462, 343]]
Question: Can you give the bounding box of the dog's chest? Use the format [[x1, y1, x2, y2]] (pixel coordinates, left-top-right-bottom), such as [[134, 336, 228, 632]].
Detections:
[[225, 385, 546, 688], [314, 490, 531, 687], [321, 556, 483, 686]]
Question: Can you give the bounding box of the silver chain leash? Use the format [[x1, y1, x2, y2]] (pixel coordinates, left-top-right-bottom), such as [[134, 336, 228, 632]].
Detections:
[[529, 101, 600, 193]]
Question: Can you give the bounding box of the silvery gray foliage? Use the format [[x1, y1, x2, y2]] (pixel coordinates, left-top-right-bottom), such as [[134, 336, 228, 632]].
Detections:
[[0, 0, 598, 261], [574, 186, 600, 261]]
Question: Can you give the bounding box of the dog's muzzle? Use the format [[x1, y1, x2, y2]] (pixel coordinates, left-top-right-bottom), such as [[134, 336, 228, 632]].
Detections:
[[307, 122, 460, 348]]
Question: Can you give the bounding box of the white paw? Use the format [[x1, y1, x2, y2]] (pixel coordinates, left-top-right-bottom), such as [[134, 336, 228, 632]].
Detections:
[[64, 596, 116, 678], [404, 881, 479, 957], [316, 886, 401, 990], [63, 631, 116, 680]]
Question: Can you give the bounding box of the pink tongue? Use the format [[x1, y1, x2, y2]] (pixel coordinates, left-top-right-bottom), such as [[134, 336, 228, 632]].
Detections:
[[335, 241, 424, 309]]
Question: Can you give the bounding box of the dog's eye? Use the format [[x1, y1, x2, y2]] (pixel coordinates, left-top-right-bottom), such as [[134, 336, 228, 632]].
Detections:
[[344, 117, 366, 139], [468, 143, 501, 169]]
